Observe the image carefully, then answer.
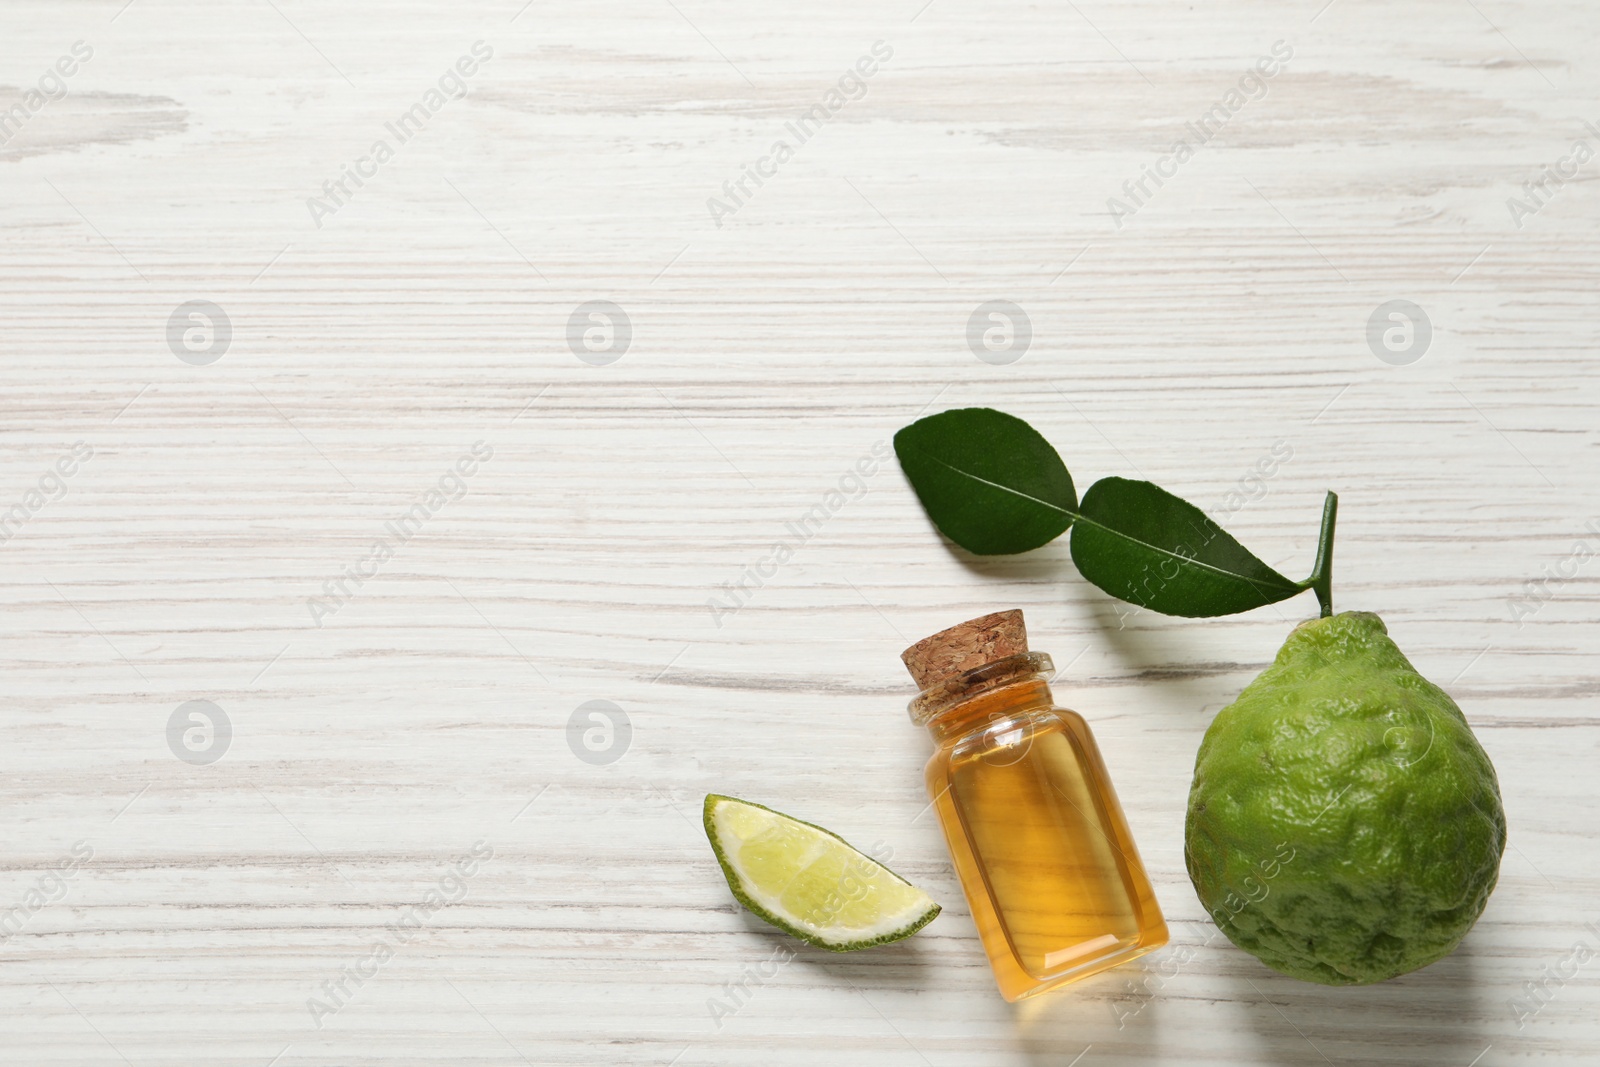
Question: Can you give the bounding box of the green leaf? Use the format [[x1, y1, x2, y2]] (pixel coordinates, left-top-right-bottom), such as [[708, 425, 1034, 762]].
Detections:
[[892, 407, 1339, 619], [1069, 477, 1305, 617], [893, 408, 1076, 555]]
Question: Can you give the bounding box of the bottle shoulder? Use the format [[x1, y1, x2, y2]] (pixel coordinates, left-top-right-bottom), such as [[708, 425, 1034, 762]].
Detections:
[[952, 702, 1085, 736], [923, 704, 1089, 770]]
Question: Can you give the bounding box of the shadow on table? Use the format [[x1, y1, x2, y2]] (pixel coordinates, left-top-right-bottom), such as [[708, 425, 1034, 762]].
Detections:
[[1226, 940, 1493, 1067], [732, 908, 936, 991], [789, 939, 937, 993], [943, 540, 1073, 586], [1087, 592, 1277, 672], [1009, 962, 1158, 1065], [1009, 937, 1495, 1066]]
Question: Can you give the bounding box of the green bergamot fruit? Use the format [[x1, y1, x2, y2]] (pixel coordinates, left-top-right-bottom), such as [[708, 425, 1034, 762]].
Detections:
[[1185, 611, 1506, 985]]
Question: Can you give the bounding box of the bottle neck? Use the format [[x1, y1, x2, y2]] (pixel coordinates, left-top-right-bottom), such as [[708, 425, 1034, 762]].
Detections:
[[908, 651, 1055, 742]]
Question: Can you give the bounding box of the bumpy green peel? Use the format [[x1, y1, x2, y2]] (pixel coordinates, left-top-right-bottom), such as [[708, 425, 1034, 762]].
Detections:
[[1185, 611, 1506, 985]]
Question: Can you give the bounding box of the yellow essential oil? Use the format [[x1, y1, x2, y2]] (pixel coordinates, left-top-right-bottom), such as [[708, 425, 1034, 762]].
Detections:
[[902, 610, 1168, 1001]]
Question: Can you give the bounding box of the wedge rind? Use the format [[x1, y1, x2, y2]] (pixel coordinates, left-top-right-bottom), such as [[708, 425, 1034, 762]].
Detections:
[[704, 793, 940, 952]]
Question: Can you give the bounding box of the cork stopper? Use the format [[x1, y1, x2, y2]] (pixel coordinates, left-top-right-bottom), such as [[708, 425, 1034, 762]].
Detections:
[[901, 609, 1028, 690]]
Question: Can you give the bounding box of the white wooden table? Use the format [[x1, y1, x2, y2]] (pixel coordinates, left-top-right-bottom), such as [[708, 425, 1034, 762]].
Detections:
[[2, 0, 1596, 1063]]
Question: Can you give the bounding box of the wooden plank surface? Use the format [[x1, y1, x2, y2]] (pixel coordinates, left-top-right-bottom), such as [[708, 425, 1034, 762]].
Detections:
[[1, 0, 1597, 1063]]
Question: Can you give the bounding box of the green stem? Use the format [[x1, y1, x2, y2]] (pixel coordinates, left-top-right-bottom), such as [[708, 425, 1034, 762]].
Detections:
[[1308, 491, 1338, 618]]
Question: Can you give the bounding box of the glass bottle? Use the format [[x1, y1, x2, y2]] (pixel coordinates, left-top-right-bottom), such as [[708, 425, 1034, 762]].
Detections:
[[902, 609, 1168, 1002]]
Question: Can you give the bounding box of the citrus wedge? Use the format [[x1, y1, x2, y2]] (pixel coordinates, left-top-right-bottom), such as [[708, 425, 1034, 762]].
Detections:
[[703, 793, 940, 951]]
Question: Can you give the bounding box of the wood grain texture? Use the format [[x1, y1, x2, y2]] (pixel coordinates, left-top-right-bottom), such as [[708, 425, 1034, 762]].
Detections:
[[1, 0, 1596, 1063]]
